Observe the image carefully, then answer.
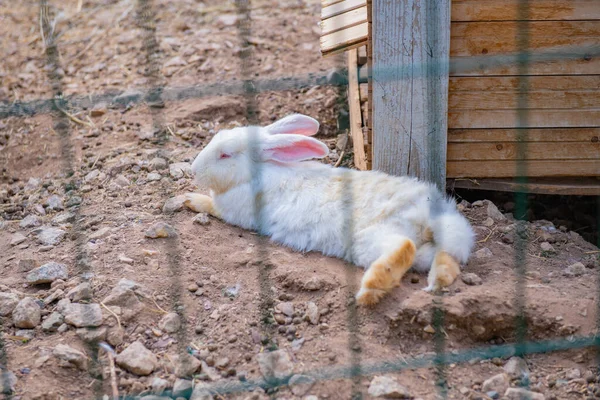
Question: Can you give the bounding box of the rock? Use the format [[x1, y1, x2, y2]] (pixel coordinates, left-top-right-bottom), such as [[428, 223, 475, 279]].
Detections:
[[461, 272, 483, 286], [159, 312, 181, 333], [140, 396, 172, 400], [486, 201, 506, 221], [483, 217, 495, 227], [147, 172, 162, 181], [89, 227, 111, 240], [257, 349, 293, 380], [35, 226, 66, 246], [289, 374, 316, 396], [474, 247, 493, 260], [304, 302, 320, 325], [504, 388, 544, 400], [173, 353, 201, 378], [145, 222, 177, 238], [13, 297, 41, 328], [15, 329, 35, 341], [368, 376, 411, 398], [107, 326, 125, 346], [482, 374, 509, 395], [276, 302, 294, 317], [90, 103, 107, 117], [292, 338, 305, 351], [190, 382, 214, 400], [540, 242, 555, 253], [46, 195, 64, 211], [53, 344, 88, 370], [163, 195, 186, 214], [215, 357, 230, 370], [44, 289, 64, 304], [504, 357, 529, 379], [149, 157, 168, 171], [119, 255, 134, 265], [114, 88, 144, 105], [0, 370, 17, 394], [564, 262, 586, 277], [566, 368, 581, 380], [216, 14, 238, 27], [63, 303, 103, 327], [200, 360, 221, 381], [76, 326, 107, 343], [41, 312, 65, 332], [66, 282, 92, 302], [151, 377, 170, 395], [113, 174, 131, 188], [27, 262, 68, 284], [192, 213, 210, 225], [173, 378, 193, 397], [52, 212, 75, 225], [116, 341, 157, 376], [169, 162, 192, 180], [10, 233, 27, 246], [18, 259, 37, 272], [0, 292, 19, 316], [20, 214, 41, 228], [101, 284, 143, 321]]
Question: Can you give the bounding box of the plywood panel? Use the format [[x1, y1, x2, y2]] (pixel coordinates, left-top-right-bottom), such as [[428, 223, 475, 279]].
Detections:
[[452, 0, 600, 22], [448, 142, 600, 161], [448, 128, 600, 143], [447, 160, 600, 178], [448, 109, 600, 129]]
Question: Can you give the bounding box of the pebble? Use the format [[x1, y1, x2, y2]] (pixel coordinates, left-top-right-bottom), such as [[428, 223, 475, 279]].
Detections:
[[0, 370, 17, 394], [566, 368, 581, 380], [115, 341, 157, 376], [474, 247, 493, 260], [46, 195, 64, 211], [163, 195, 187, 214], [169, 162, 192, 179], [151, 377, 170, 395], [368, 376, 411, 398], [0, 292, 19, 316], [107, 326, 125, 346], [304, 301, 320, 325], [423, 325, 435, 334], [461, 272, 483, 286], [487, 201, 507, 221], [20, 214, 41, 228], [257, 349, 294, 380], [53, 344, 88, 370], [18, 259, 37, 272], [194, 324, 204, 334], [145, 222, 177, 238], [65, 282, 92, 302], [15, 329, 35, 341], [10, 233, 27, 246], [41, 311, 65, 332], [147, 172, 162, 181], [76, 326, 107, 343], [13, 297, 41, 328], [63, 303, 103, 327], [192, 213, 210, 225], [174, 353, 202, 378], [292, 338, 305, 351], [504, 388, 544, 400], [482, 373, 509, 395], [289, 374, 316, 396], [276, 302, 295, 317], [173, 378, 193, 397], [564, 262, 586, 277], [483, 217, 495, 227], [188, 283, 199, 292], [215, 357, 230, 369], [35, 226, 67, 246], [149, 157, 168, 171], [119, 255, 134, 265], [89, 227, 111, 240], [27, 262, 68, 284], [540, 242, 555, 253], [504, 357, 529, 379], [52, 212, 75, 225], [159, 312, 182, 333]]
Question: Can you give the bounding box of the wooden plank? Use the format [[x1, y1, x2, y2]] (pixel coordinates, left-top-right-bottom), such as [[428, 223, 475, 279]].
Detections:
[[448, 178, 600, 196], [449, 76, 600, 92], [347, 49, 368, 170], [321, 0, 365, 19], [320, 23, 368, 55], [449, 128, 600, 143], [372, 0, 451, 189], [449, 90, 600, 110], [451, 56, 600, 76], [359, 83, 368, 102], [321, 6, 367, 35], [357, 46, 367, 65], [448, 110, 600, 129], [366, 0, 373, 170], [448, 142, 600, 161], [447, 160, 600, 178], [451, 0, 600, 22], [322, 0, 347, 7]]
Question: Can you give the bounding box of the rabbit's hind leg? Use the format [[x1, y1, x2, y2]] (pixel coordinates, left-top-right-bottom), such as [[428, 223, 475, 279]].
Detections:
[[423, 251, 460, 292], [183, 193, 221, 218], [355, 237, 416, 306]]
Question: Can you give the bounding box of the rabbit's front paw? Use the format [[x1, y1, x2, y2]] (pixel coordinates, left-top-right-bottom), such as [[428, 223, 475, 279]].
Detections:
[[183, 193, 220, 218], [355, 287, 387, 306]]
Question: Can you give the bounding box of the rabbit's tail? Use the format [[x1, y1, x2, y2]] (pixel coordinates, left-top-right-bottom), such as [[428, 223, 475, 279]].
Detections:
[[413, 211, 475, 272]]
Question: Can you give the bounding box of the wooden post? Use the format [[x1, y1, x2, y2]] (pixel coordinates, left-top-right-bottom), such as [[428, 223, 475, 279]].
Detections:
[[371, 0, 451, 191]]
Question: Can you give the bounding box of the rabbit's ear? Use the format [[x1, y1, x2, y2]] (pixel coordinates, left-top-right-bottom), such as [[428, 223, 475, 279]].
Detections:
[[264, 114, 319, 136], [261, 134, 329, 162]]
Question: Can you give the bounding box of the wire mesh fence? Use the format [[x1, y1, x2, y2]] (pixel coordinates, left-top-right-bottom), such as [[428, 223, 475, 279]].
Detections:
[[1, 0, 599, 399]]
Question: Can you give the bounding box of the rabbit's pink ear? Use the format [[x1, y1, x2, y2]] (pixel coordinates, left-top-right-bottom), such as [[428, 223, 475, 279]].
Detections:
[[264, 114, 320, 136], [262, 134, 329, 162]]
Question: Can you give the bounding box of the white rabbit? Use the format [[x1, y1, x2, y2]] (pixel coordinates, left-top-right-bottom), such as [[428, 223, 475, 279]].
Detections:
[[184, 114, 475, 306]]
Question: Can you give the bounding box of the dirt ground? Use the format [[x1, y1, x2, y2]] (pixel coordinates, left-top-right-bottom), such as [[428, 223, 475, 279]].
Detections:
[[1, 1, 600, 400]]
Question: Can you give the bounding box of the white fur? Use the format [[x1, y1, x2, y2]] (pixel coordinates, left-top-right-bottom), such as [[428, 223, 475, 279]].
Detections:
[[190, 114, 475, 275]]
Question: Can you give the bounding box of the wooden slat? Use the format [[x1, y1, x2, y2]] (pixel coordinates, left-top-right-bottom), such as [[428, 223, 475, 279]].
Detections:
[[359, 83, 368, 102], [321, 0, 365, 19], [449, 128, 600, 143], [448, 178, 600, 196], [449, 90, 600, 109], [448, 142, 600, 161], [357, 46, 367, 65], [322, 0, 347, 7], [447, 160, 600, 178], [450, 76, 600, 92], [321, 6, 367, 35], [366, 0, 373, 169], [347, 49, 368, 170], [448, 109, 600, 129], [320, 22, 368, 55], [452, 0, 600, 22], [451, 56, 600, 76]]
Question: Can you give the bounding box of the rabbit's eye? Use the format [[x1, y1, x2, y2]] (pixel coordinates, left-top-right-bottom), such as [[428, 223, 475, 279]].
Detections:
[[219, 153, 231, 159]]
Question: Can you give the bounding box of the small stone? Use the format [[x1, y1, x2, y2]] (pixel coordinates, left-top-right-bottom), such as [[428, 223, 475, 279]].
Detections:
[[190, 382, 213, 400], [486, 391, 499, 399], [461, 272, 483, 286], [194, 324, 204, 334], [10, 233, 27, 246], [66, 282, 92, 302], [410, 276, 420, 284], [174, 353, 202, 378], [163, 195, 186, 214], [188, 283, 199, 292], [13, 297, 41, 328], [151, 377, 170, 395], [76, 326, 107, 343], [292, 338, 305, 351], [0, 292, 19, 316], [57, 323, 68, 333], [564, 262, 586, 277], [276, 302, 294, 317], [169, 162, 192, 180], [106, 326, 125, 346], [304, 302, 320, 325], [18, 259, 37, 272], [89, 227, 111, 240], [15, 329, 35, 341], [192, 213, 210, 225], [20, 214, 41, 228], [504, 388, 545, 400], [42, 311, 65, 332], [115, 341, 157, 376], [27, 262, 68, 284], [482, 374, 509, 395], [289, 374, 316, 396], [368, 376, 411, 398], [423, 325, 435, 334], [52, 212, 75, 225], [200, 360, 221, 382], [483, 217, 495, 227], [215, 357, 230, 369], [53, 344, 88, 370], [173, 378, 193, 397], [63, 303, 103, 327], [46, 195, 64, 211], [566, 368, 581, 380], [540, 242, 555, 253], [486, 201, 506, 221], [149, 157, 168, 171], [119, 255, 134, 265], [147, 172, 162, 181], [257, 349, 294, 380], [504, 357, 529, 379], [159, 312, 181, 333], [0, 370, 17, 394], [474, 248, 493, 260], [145, 222, 177, 238], [35, 226, 66, 246]]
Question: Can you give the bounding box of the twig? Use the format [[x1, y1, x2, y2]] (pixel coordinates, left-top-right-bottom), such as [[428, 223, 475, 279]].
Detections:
[[584, 250, 600, 254], [151, 292, 169, 314], [55, 102, 93, 127], [334, 151, 345, 168], [477, 227, 496, 243], [98, 343, 119, 400], [100, 302, 121, 328], [90, 154, 101, 170]]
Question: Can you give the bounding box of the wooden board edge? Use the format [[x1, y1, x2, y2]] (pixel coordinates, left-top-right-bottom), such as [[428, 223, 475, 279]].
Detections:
[[448, 178, 600, 196], [347, 49, 368, 170], [321, 36, 368, 57]]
